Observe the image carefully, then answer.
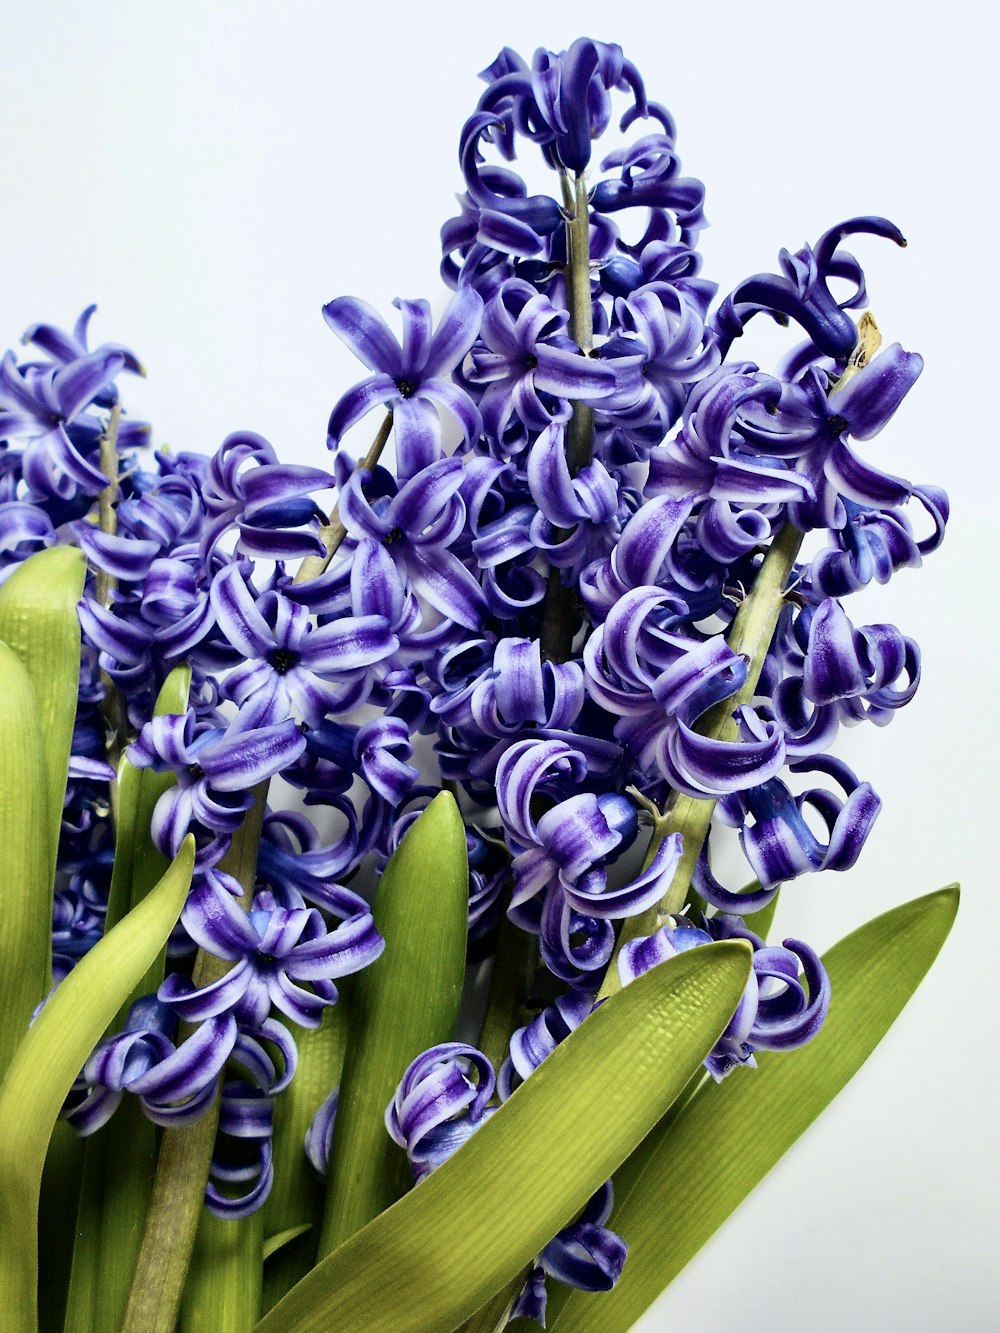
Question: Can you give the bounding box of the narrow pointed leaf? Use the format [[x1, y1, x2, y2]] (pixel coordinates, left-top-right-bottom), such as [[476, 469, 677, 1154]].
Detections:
[[180, 1209, 263, 1333], [253, 941, 752, 1333], [0, 837, 195, 1333], [263, 1225, 313, 1264], [262, 1003, 349, 1312], [742, 883, 780, 940], [549, 884, 959, 1332], [105, 665, 192, 936], [65, 666, 195, 1333], [318, 791, 469, 1255], [0, 643, 50, 1081], [0, 545, 86, 890]]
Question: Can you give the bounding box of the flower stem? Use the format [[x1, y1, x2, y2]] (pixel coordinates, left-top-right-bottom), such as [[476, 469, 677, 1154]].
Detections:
[[92, 404, 131, 798], [475, 910, 536, 1077], [540, 171, 593, 665], [120, 789, 268, 1333], [179, 1207, 263, 1333], [597, 519, 805, 1001], [94, 404, 121, 610], [293, 411, 393, 585]]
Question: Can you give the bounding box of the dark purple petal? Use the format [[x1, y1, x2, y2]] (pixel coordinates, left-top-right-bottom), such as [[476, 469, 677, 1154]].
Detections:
[[322, 297, 403, 378]]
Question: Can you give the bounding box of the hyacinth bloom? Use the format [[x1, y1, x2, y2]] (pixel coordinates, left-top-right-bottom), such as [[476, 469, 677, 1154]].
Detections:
[[468, 279, 617, 450], [0, 346, 123, 498], [338, 456, 488, 630], [324, 289, 484, 479], [0, 32, 956, 1328], [127, 705, 308, 855], [210, 561, 399, 724], [160, 880, 384, 1028]]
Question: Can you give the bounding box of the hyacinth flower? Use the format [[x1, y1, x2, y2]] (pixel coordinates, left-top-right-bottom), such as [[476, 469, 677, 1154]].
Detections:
[[159, 880, 383, 1028], [127, 703, 307, 855], [0, 33, 960, 1333], [324, 288, 484, 479], [383, 1026, 627, 1322], [210, 560, 399, 724], [0, 346, 124, 499]]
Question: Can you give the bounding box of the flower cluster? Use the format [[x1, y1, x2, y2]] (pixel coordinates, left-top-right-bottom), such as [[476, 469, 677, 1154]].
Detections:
[[0, 33, 946, 1317]]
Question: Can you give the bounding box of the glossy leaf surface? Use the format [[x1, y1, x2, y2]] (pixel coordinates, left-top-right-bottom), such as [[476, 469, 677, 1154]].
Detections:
[[549, 885, 960, 1332], [318, 791, 469, 1255], [255, 940, 752, 1333], [0, 837, 194, 1333]]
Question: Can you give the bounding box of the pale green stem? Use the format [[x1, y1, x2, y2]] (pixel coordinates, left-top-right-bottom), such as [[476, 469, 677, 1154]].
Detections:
[[179, 1208, 263, 1333], [598, 520, 805, 1002], [475, 909, 535, 1077], [94, 404, 121, 610], [93, 405, 128, 787], [120, 790, 268, 1333], [293, 412, 393, 585], [540, 170, 593, 665]]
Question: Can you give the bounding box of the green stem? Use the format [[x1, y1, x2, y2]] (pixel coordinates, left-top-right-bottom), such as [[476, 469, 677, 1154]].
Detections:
[[598, 520, 805, 1001], [259, 1001, 349, 1313], [93, 405, 129, 783], [540, 171, 593, 665], [179, 1208, 263, 1333], [94, 404, 121, 610], [120, 790, 268, 1333], [293, 412, 393, 585], [475, 910, 536, 1077]]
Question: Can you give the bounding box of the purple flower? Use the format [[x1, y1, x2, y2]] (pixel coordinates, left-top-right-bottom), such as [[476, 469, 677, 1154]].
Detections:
[[127, 704, 308, 855], [714, 216, 907, 361], [468, 279, 617, 453], [206, 1080, 275, 1218], [618, 914, 830, 1079], [63, 995, 238, 1134], [324, 290, 484, 479], [338, 458, 487, 630], [0, 347, 122, 499], [159, 879, 383, 1028], [21, 304, 143, 402], [385, 1043, 497, 1182], [199, 431, 334, 561], [496, 737, 682, 982], [211, 561, 399, 724], [476, 39, 646, 175]]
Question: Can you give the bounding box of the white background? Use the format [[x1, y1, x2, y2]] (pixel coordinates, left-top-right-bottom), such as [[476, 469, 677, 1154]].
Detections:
[[1, 3, 996, 1329]]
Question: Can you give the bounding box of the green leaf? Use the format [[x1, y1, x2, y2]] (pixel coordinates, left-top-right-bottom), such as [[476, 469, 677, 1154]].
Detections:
[[180, 1209, 263, 1333], [0, 643, 51, 1082], [742, 883, 779, 941], [64, 666, 194, 1333], [253, 940, 752, 1333], [105, 664, 191, 938], [317, 791, 469, 1256], [0, 546, 86, 889], [262, 1002, 349, 1312], [262, 1225, 313, 1264], [0, 836, 195, 1333], [548, 884, 960, 1332]]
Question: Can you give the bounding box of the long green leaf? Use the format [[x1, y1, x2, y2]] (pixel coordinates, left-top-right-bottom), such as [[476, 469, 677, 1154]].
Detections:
[[253, 940, 752, 1333], [318, 790, 469, 1256], [0, 643, 51, 1082], [262, 1002, 349, 1312], [0, 546, 86, 891], [180, 1209, 263, 1333], [63, 665, 194, 1333], [0, 836, 194, 1333], [549, 884, 959, 1332]]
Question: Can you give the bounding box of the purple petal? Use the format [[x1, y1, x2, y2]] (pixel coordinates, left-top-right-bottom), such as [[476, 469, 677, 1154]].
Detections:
[[322, 297, 403, 378]]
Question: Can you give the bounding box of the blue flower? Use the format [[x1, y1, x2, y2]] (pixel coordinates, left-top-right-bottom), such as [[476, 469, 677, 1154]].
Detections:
[[324, 290, 483, 479]]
